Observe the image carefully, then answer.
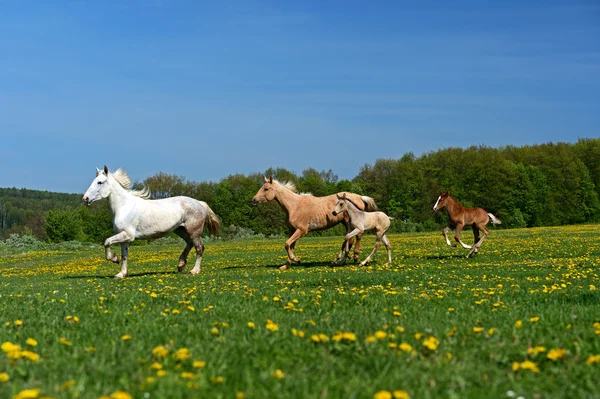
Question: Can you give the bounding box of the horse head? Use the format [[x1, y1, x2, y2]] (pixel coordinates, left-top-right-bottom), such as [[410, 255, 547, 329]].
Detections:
[[332, 193, 348, 216], [433, 191, 450, 212], [82, 165, 112, 206], [251, 175, 276, 205]]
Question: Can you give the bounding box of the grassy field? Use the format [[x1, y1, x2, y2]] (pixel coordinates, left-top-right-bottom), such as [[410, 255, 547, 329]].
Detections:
[[1, 225, 600, 399]]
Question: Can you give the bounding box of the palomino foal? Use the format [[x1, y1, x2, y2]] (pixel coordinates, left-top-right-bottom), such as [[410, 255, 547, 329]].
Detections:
[[433, 191, 501, 258], [82, 166, 221, 278], [332, 194, 392, 266], [251, 176, 377, 270]]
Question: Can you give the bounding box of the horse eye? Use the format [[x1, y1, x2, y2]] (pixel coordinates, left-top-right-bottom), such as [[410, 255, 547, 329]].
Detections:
[[98, 181, 104, 185]]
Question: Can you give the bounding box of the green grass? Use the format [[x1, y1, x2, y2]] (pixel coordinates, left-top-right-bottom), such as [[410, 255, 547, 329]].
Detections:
[[1, 225, 600, 399]]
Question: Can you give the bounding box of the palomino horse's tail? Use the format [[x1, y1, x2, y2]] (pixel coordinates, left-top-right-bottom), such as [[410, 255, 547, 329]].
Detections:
[[361, 196, 378, 211], [199, 201, 222, 235], [488, 213, 501, 225]]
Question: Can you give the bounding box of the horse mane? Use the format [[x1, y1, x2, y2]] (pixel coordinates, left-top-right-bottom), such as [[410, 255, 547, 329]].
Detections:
[[343, 196, 362, 211], [273, 180, 312, 196], [111, 169, 151, 199]]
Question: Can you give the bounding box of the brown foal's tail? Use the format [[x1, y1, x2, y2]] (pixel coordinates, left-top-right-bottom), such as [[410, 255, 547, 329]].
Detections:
[[488, 213, 501, 225], [199, 201, 222, 235]]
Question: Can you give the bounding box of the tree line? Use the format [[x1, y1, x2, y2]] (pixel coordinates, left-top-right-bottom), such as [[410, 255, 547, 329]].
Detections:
[[1, 138, 598, 243]]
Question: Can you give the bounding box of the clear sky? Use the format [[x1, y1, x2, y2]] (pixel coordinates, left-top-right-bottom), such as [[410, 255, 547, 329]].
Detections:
[[1, 0, 598, 194]]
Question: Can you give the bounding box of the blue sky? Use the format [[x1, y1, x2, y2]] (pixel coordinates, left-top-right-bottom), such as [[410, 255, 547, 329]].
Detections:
[[1, 0, 598, 193]]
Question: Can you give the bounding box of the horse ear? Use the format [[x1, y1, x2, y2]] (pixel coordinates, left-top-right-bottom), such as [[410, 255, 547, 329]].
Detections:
[[263, 175, 269, 183], [103, 165, 109, 175], [336, 194, 342, 199], [96, 168, 101, 176], [269, 175, 273, 184]]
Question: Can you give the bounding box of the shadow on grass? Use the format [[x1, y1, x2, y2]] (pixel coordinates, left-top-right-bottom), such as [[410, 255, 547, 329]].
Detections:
[[61, 271, 178, 279], [222, 260, 343, 270]]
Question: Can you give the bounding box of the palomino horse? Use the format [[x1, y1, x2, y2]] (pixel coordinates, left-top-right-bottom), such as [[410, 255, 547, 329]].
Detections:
[[332, 194, 392, 265], [82, 166, 221, 278], [251, 176, 377, 270], [433, 191, 501, 258]]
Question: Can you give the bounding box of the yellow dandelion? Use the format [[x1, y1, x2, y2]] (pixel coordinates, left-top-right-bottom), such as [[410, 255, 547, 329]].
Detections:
[[59, 337, 72, 346], [529, 316, 540, 323], [271, 369, 285, 379], [180, 372, 195, 379], [14, 320, 23, 326], [375, 331, 387, 340], [175, 348, 191, 361], [586, 354, 600, 364], [236, 392, 245, 399], [365, 335, 377, 343], [472, 327, 484, 333], [26, 338, 38, 347], [393, 390, 410, 399], [399, 342, 413, 353], [266, 320, 279, 332], [20, 350, 39, 363], [422, 336, 439, 351], [121, 335, 132, 341], [527, 346, 546, 356], [211, 376, 224, 384], [13, 389, 40, 399], [193, 360, 206, 368], [547, 348, 566, 361], [110, 391, 132, 399], [374, 390, 392, 399], [152, 345, 169, 358], [211, 327, 220, 336], [520, 360, 539, 373], [150, 362, 163, 370], [156, 370, 167, 378], [0, 372, 9, 383], [514, 320, 522, 328], [247, 322, 255, 329]]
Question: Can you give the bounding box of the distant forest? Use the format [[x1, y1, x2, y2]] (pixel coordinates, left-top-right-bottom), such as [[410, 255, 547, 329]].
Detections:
[[1, 138, 599, 242]]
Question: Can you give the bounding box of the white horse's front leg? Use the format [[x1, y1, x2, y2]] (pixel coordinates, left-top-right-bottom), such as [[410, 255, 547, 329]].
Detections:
[[442, 226, 456, 247], [116, 243, 129, 278], [104, 231, 134, 278]]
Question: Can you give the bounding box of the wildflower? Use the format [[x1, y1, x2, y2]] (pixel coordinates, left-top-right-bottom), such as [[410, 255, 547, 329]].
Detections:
[[520, 360, 539, 373], [0, 372, 9, 383], [374, 331, 387, 340], [529, 316, 540, 323], [514, 320, 522, 328], [547, 348, 566, 361], [1, 341, 21, 355], [488, 328, 497, 335], [59, 337, 72, 346], [586, 354, 600, 364], [527, 346, 546, 356], [121, 335, 132, 341], [211, 376, 224, 384], [236, 393, 245, 399], [398, 343, 413, 353], [247, 322, 255, 329], [211, 327, 220, 336], [414, 332, 423, 340], [180, 372, 194, 379], [422, 336, 439, 351], [26, 338, 38, 347], [152, 346, 169, 358], [271, 369, 285, 379], [393, 390, 410, 399], [266, 320, 279, 332], [13, 388, 40, 399], [156, 370, 167, 378], [273, 296, 281, 302], [110, 391, 132, 399], [175, 348, 191, 361], [590, 285, 596, 291], [187, 306, 195, 312], [374, 391, 392, 399], [393, 311, 401, 317], [396, 326, 405, 333], [472, 327, 484, 333], [150, 362, 163, 370], [14, 320, 23, 326], [193, 360, 206, 368], [311, 334, 329, 343], [20, 350, 39, 363], [365, 335, 376, 343], [60, 380, 76, 390]]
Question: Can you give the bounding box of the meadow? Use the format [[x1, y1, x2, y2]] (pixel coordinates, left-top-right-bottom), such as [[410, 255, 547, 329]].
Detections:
[[1, 225, 599, 399]]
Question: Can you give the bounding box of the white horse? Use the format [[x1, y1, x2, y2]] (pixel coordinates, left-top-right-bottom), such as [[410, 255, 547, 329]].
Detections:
[[82, 166, 221, 278], [332, 193, 392, 265]]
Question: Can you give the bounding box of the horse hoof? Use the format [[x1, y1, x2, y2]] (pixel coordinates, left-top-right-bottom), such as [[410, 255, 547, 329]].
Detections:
[[279, 264, 290, 271], [188, 270, 201, 275], [114, 273, 127, 279], [178, 266, 186, 273]]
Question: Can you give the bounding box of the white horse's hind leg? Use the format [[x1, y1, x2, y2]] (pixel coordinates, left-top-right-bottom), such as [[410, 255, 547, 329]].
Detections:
[[189, 238, 205, 275], [382, 235, 392, 264], [360, 240, 381, 266]]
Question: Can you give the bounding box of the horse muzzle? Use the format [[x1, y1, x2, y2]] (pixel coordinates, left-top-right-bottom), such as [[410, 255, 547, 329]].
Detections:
[[82, 196, 90, 206], [332, 211, 337, 216]]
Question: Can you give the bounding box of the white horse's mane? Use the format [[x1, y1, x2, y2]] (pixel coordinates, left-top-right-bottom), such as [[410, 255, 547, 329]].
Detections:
[[273, 179, 311, 196], [112, 168, 151, 199]]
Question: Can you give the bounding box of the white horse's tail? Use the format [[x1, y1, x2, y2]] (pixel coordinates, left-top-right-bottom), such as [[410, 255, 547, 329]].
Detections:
[[488, 213, 501, 225], [361, 196, 378, 211], [199, 201, 221, 235]]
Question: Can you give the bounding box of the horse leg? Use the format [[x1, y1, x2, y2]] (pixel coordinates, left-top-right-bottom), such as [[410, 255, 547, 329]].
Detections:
[[116, 243, 129, 278], [442, 226, 456, 247], [382, 234, 392, 265], [472, 224, 480, 247], [360, 232, 382, 266], [454, 223, 472, 249], [353, 233, 363, 263], [104, 231, 134, 278], [174, 227, 193, 272], [188, 235, 205, 275], [281, 228, 307, 270], [467, 225, 489, 258]]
